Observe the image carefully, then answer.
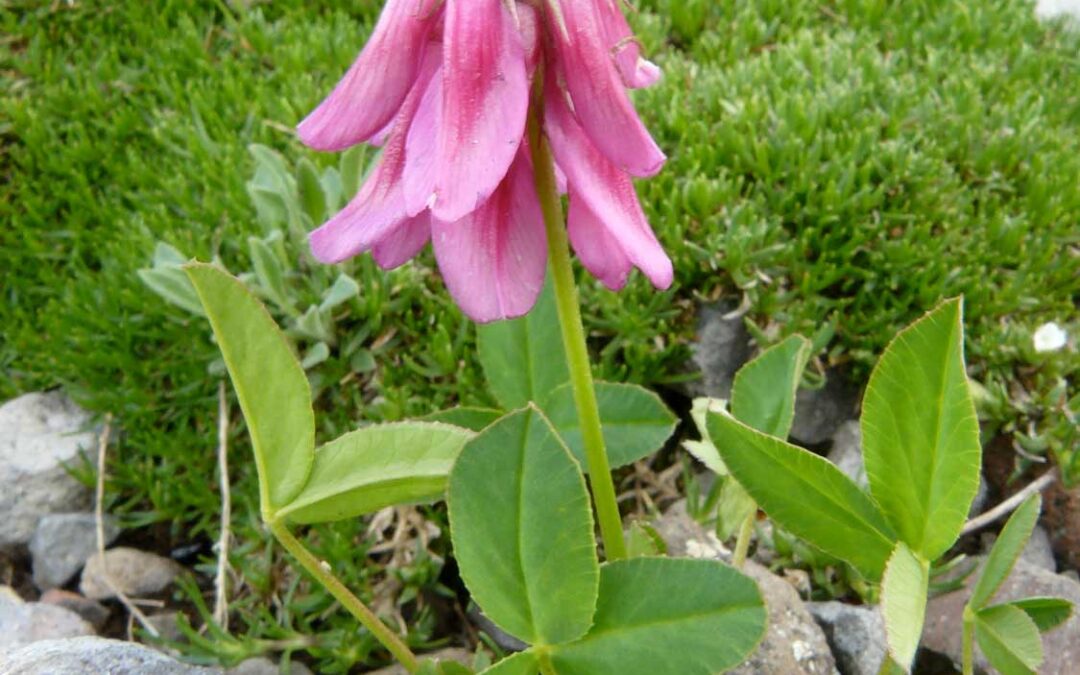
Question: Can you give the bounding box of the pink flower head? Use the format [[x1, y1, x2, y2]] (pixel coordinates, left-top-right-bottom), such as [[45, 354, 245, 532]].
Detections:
[[299, 0, 673, 323]]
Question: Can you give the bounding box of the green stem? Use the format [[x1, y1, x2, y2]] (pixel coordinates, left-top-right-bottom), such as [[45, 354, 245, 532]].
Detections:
[[732, 510, 755, 568], [962, 609, 975, 675], [527, 105, 627, 561], [270, 520, 420, 673]]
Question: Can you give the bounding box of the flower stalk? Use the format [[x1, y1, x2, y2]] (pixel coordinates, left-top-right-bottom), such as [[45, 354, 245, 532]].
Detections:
[[527, 95, 627, 562]]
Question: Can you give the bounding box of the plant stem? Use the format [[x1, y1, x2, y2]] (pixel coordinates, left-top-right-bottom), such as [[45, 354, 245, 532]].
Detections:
[[732, 511, 755, 568], [961, 609, 975, 675], [538, 651, 559, 675], [527, 108, 627, 561], [269, 520, 419, 673]]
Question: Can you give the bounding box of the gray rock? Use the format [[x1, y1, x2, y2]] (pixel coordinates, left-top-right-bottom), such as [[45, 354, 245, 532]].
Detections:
[[689, 305, 753, 398], [37, 589, 110, 630], [807, 601, 887, 675], [790, 374, 859, 446], [79, 547, 184, 600], [827, 421, 866, 488], [1020, 526, 1057, 573], [0, 585, 95, 651], [653, 503, 838, 675], [922, 558, 1080, 674], [0, 636, 219, 674], [30, 513, 120, 590], [364, 648, 473, 675], [0, 392, 96, 551], [226, 657, 313, 675]]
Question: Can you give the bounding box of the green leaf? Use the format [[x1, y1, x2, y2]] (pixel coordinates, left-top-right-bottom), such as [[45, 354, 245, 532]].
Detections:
[[339, 145, 366, 200], [731, 334, 812, 438], [477, 651, 538, 675], [277, 422, 472, 524], [970, 494, 1042, 609], [477, 277, 568, 409], [1008, 597, 1073, 632], [881, 541, 929, 671], [549, 558, 765, 675], [975, 604, 1043, 675], [716, 477, 757, 541], [320, 273, 359, 312], [297, 157, 327, 225], [862, 298, 981, 560], [185, 263, 314, 512], [137, 266, 205, 316], [684, 398, 728, 475], [248, 236, 293, 313], [540, 382, 677, 470], [708, 409, 896, 579], [626, 522, 665, 558], [448, 408, 599, 646], [422, 407, 502, 432]]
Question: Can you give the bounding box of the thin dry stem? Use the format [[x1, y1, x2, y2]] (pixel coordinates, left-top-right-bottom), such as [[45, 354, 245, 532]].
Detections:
[[960, 469, 1057, 536], [213, 381, 232, 630]]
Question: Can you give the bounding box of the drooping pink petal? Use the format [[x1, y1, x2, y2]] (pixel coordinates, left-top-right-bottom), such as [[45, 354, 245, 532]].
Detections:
[[545, 78, 673, 290], [308, 48, 440, 264], [403, 67, 441, 217], [549, 0, 665, 177], [431, 149, 547, 322], [566, 196, 634, 290], [372, 212, 431, 269], [596, 0, 662, 89], [431, 0, 529, 222], [298, 0, 441, 151]]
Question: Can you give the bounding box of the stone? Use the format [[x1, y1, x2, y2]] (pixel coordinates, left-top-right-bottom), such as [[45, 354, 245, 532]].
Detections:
[[29, 512, 120, 590], [0, 585, 95, 650], [0, 636, 220, 674], [226, 657, 313, 675], [38, 589, 110, 630], [468, 604, 528, 652], [653, 503, 838, 675], [1042, 479, 1080, 571], [689, 304, 754, 398], [807, 601, 887, 675], [364, 648, 473, 675], [0, 392, 96, 550], [1020, 526, 1057, 573], [827, 421, 866, 488], [79, 547, 184, 600], [921, 558, 1080, 674], [790, 373, 859, 446]]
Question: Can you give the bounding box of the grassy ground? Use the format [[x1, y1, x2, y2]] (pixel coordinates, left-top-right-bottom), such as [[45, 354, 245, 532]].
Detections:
[[2, 0, 1078, 670]]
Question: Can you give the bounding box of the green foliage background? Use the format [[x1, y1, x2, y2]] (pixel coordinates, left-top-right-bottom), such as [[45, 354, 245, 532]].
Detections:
[[2, 0, 1078, 669]]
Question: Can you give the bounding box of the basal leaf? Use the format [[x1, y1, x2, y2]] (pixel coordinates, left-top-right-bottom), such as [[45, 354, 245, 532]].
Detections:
[[881, 542, 929, 671], [477, 650, 538, 675], [862, 298, 981, 560], [708, 409, 896, 579], [448, 408, 598, 646], [541, 382, 676, 470], [549, 557, 765, 675], [186, 263, 314, 512], [138, 266, 206, 317], [970, 494, 1041, 609], [477, 277, 569, 409], [1008, 597, 1073, 633], [684, 398, 728, 475], [731, 334, 811, 438], [625, 522, 665, 558], [975, 604, 1043, 675], [277, 422, 473, 524]]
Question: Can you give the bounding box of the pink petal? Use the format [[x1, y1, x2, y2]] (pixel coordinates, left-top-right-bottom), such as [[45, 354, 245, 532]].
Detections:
[[298, 0, 441, 151], [403, 67, 441, 217], [549, 0, 665, 177], [597, 0, 663, 89], [372, 212, 431, 269], [544, 78, 673, 290], [431, 149, 547, 322], [431, 0, 529, 222], [567, 196, 633, 290], [308, 49, 440, 264]]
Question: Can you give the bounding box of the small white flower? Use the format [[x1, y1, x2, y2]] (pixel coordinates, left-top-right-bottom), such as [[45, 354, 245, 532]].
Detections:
[[1033, 322, 1068, 353]]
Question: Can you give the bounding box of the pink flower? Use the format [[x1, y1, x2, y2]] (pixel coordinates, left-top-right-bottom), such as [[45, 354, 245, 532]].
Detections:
[[299, 0, 673, 323]]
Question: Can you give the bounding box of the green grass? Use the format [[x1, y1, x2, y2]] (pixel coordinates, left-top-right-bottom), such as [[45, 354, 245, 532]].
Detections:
[[3, 0, 1078, 669]]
